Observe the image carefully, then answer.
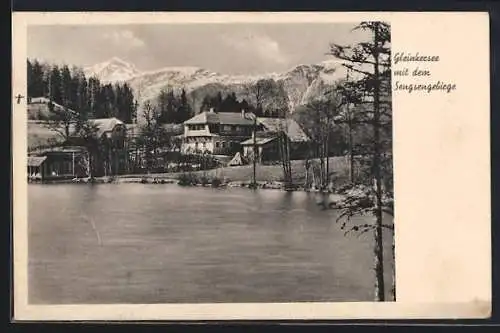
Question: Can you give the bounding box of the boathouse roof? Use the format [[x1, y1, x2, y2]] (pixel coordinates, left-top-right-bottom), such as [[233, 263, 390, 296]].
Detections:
[[27, 156, 47, 167]]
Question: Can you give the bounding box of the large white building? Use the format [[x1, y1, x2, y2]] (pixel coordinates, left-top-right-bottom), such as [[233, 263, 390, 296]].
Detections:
[[182, 109, 255, 155], [182, 108, 311, 162]]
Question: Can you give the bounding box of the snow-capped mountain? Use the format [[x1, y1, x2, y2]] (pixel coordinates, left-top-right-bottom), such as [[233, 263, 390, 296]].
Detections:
[[85, 57, 357, 113], [84, 57, 142, 83]]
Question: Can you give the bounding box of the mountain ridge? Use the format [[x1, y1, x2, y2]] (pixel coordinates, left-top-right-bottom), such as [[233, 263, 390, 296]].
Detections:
[[84, 57, 357, 113]]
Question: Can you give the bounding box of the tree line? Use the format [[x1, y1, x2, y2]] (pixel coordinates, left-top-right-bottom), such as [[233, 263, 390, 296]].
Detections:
[[200, 91, 249, 114], [199, 89, 285, 118], [155, 87, 194, 124], [27, 59, 137, 123]]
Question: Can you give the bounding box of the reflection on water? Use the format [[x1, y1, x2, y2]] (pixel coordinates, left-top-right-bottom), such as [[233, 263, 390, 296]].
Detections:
[[28, 184, 394, 304]]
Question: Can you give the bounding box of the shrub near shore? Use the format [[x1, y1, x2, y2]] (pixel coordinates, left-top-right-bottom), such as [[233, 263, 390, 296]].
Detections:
[[48, 156, 356, 192], [129, 156, 351, 186]]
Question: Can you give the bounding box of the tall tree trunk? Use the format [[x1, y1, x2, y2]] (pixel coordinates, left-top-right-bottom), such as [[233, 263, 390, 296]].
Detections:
[[252, 117, 257, 186], [319, 143, 325, 190], [108, 146, 113, 176], [286, 138, 292, 184], [279, 133, 287, 185], [326, 127, 330, 189], [87, 150, 93, 179], [304, 159, 310, 190], [372, 24, 385, 302], [65, 124, 70, 143], [348, 110, 355, 183]]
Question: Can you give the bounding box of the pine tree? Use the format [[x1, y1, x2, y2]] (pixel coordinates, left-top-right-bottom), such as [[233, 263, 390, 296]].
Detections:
[[121, 83, 135, 123], [41, 62, 52, 98], [240, 99, 250, 112], [99, 84, 116, 118], [49, 65, 63, 104], [87, 77, 101, 118], [166, 89, 178, 123], [215, 91, 223, 112], [114, 83, 123, 120], [73, 68, 89, 119], [27, 60, 34, 98], [200, 95, 211, 112], [328, 21, 393, 302], [156, 89, 170, 124], [27, 59, 46, 98], [60, 65, 73, 109], [177, 88, 192, 123], [220, 92, 240, 113]]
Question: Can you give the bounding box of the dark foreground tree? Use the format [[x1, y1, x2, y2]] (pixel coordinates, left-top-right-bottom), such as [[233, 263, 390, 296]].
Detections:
[[328, 21, 393, 301]]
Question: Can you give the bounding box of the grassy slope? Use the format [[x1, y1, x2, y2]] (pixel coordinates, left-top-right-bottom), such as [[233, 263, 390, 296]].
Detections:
[[27, 121, 63, 151]]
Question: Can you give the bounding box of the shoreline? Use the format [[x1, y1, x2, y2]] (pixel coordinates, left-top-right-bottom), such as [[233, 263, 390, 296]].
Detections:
[[27, 175, 344, 196]]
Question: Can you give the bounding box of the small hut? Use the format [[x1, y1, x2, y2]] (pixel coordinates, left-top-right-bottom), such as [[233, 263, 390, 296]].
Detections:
[[228, 152, 248, 167]]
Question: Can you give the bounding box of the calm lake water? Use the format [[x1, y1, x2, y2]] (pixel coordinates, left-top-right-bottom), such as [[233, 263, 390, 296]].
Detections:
[[28, 184, 394, 304]]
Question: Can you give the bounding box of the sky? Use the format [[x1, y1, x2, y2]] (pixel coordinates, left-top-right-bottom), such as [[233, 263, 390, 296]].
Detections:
[[27, 23, 371, 75]]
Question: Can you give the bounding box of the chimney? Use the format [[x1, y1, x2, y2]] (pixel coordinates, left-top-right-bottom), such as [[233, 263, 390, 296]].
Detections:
[[241, 109, 245, 118], [209, 107, 215, 113]]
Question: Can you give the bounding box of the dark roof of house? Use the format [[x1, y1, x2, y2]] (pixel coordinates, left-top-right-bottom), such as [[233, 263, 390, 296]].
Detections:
[[184, 111, 255, 126], [27, 156, 47, 167], [256, 117, 310, 142]]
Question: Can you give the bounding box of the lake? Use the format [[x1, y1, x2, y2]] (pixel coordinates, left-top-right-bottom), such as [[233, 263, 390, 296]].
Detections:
[[28, 184, 394, 304]]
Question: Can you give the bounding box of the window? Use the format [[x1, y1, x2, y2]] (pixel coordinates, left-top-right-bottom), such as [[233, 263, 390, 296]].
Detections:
[[222, 142, 227, 148], [190, 124, 204, 131], [209, 124, 219, 133], [222, 125, 232, 132], [215, 142, 220, 148]]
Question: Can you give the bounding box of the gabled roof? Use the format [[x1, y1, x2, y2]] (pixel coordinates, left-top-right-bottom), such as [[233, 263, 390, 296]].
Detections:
[[88, 118, 125, 137], [184, 112, 219, 125], [27, 156, 47, 167], [256, 117, 310, 142], [184, 111, 255, 126]]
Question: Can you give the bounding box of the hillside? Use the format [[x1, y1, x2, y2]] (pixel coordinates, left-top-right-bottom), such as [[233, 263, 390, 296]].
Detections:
[[27, 121, 63, 151]]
